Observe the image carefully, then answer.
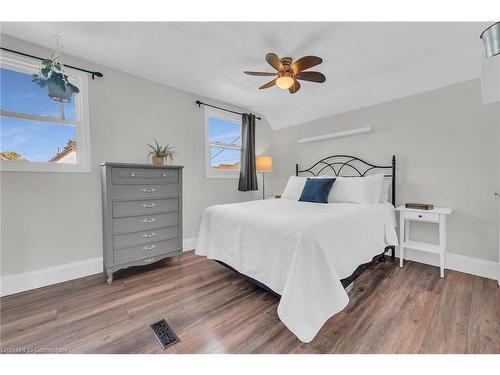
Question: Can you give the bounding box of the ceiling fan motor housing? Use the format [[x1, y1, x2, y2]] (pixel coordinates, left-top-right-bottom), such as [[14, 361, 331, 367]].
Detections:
[[280, 57, 293, 69]]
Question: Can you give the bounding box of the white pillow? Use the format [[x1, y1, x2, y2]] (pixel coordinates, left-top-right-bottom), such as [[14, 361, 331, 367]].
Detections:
[[281, 175, 331, 200], [281, 176, 307, 200], [328, 174, 384, 204], [380, 179, 391, 203]]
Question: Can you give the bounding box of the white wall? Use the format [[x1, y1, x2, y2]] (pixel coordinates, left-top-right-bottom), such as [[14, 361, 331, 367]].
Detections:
[[481, 54, 500, 104], [270, 80, 500, 263], [0, 35, 273, 277]]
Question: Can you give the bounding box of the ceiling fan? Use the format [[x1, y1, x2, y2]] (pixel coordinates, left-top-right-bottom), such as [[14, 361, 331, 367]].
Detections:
[[244, 53, 326, 94]]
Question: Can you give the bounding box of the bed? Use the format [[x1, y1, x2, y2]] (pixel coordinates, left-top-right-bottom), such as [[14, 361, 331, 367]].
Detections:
[[195, 155, 398, 342]]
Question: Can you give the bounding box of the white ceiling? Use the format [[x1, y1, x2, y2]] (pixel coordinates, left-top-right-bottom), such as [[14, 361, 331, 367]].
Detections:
[[1, 22, 490, 129]]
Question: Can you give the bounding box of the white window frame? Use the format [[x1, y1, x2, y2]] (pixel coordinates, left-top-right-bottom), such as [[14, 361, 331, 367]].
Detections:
[[0, 51, 91, 173], [204, 106, 242, 179]]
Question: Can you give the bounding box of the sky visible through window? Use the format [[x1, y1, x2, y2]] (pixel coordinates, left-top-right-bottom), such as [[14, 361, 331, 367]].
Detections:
[[0, 68, 77, 162], [208, 116, 241, 168]]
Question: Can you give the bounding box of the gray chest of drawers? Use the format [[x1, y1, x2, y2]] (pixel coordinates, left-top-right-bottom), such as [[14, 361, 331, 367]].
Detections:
[[101, 163, 183, 284]]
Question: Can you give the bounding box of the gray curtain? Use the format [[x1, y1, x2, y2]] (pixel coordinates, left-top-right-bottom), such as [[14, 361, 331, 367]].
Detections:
[[238, 113, 258, 191]]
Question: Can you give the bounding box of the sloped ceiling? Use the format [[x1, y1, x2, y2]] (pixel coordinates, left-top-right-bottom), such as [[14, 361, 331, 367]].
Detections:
[[1, 22, 490, 129]]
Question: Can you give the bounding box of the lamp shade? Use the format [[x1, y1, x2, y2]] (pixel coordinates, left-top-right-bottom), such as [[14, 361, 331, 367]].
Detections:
[[481, 22, 500, 58], [256, 156, 272, 172]]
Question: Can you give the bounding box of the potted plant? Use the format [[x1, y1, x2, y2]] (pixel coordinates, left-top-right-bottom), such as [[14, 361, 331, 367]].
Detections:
[[32, 55, 79, 103], [148, 139, 176, 166]]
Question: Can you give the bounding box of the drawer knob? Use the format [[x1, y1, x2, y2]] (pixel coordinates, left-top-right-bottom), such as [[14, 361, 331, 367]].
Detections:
[[141, 218, 156, 223], [141, 188, 156, 193], [161, 173, 168, 177], [130, 173, 135, 177], [418, 215, 422, 218], [142, 245, 157, 250], [142, 232, 156, 238], [141, 203, 156, 208]]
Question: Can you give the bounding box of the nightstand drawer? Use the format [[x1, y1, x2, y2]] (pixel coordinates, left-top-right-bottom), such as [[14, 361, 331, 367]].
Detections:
[[404, 211, 439, 223]]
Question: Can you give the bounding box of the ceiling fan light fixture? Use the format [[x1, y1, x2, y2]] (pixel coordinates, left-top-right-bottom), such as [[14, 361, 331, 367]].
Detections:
[[276, 72, 295, 90]]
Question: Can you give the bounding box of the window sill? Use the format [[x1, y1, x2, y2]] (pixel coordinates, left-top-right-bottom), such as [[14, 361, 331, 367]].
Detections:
[[0, 160, 91, 173], [205, 170, 240, 179]]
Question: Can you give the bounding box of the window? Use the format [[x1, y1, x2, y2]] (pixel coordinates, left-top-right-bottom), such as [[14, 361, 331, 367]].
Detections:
[[204, 107, 242, 178], [0, 52, 90, 172]]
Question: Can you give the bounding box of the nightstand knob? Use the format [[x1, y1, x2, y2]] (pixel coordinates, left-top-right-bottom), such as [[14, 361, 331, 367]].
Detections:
[[418, 214, 422, 218]]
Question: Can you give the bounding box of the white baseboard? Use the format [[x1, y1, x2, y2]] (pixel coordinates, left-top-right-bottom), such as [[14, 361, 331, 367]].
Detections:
[[183, 236, 197, 252], [0, 257, 103, 297], [2, 239, 495, 298], [1, 237, 199, 297], [388, 247, 498, 280]]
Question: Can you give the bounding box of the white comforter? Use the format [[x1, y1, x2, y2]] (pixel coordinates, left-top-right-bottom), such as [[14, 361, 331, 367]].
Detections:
[[195, 199, 398, 342]]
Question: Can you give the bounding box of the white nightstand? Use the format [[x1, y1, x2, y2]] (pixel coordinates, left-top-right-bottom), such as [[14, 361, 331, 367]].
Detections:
[[395, 206, 453, 278]]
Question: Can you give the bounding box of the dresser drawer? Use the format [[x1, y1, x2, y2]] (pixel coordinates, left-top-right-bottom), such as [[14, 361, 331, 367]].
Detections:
[[113, 212, 179, 234], [114, 226, 179, 249], [112, 183, 179, 200], [114, 238, 181, 263], [113, 198, 178, 217], [112, 168, 178, 184], [404, 211, 439, 223]]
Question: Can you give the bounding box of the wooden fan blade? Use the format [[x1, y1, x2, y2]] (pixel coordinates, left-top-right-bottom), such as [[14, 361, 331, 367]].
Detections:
[[289, 80, 301, 94], [295, 71, 326, 83], [259, 79, 277, 89], [244, 71, 277, 76], [265, 53, 283, 71], [291, 56, 323, 73]]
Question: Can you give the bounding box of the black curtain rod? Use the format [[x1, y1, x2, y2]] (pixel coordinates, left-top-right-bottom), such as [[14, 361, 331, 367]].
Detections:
[[0, 47, 104, 80], [195, 100, 261, 120]]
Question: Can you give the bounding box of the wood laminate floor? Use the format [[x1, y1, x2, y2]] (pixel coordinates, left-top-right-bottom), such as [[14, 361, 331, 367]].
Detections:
[[1, 251, 499, 354]]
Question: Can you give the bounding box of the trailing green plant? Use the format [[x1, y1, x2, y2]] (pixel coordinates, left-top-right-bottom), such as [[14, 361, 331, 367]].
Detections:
[[147, 139, 176, 163], [32, 55, 79, 102]]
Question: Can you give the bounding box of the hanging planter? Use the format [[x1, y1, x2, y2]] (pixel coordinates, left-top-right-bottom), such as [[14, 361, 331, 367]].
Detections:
[[480, 22, 500, 58], [32, 55, 79, 103]]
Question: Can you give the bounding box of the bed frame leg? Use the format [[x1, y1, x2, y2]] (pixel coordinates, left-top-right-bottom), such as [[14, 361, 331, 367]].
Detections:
[[380, 248, 387, 262], [381, 246, 396, 262]]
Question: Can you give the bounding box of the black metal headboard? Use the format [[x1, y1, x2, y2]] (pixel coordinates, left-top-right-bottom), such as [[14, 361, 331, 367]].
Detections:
[[296, 155, 396, 205]]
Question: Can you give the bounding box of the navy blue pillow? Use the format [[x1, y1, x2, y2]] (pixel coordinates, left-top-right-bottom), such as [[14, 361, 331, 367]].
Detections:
[[298, 178, 336, 204]]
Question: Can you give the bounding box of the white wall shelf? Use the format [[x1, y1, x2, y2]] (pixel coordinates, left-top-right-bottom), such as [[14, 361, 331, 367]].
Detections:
[[297, 126, 372, 144]]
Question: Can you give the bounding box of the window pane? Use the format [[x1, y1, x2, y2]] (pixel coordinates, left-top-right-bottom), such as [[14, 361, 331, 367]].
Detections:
[[210, 146, 240, 170], [1, 116, 77, 163], [0, 68, 76, 120], [208, 116, 241, 146]]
